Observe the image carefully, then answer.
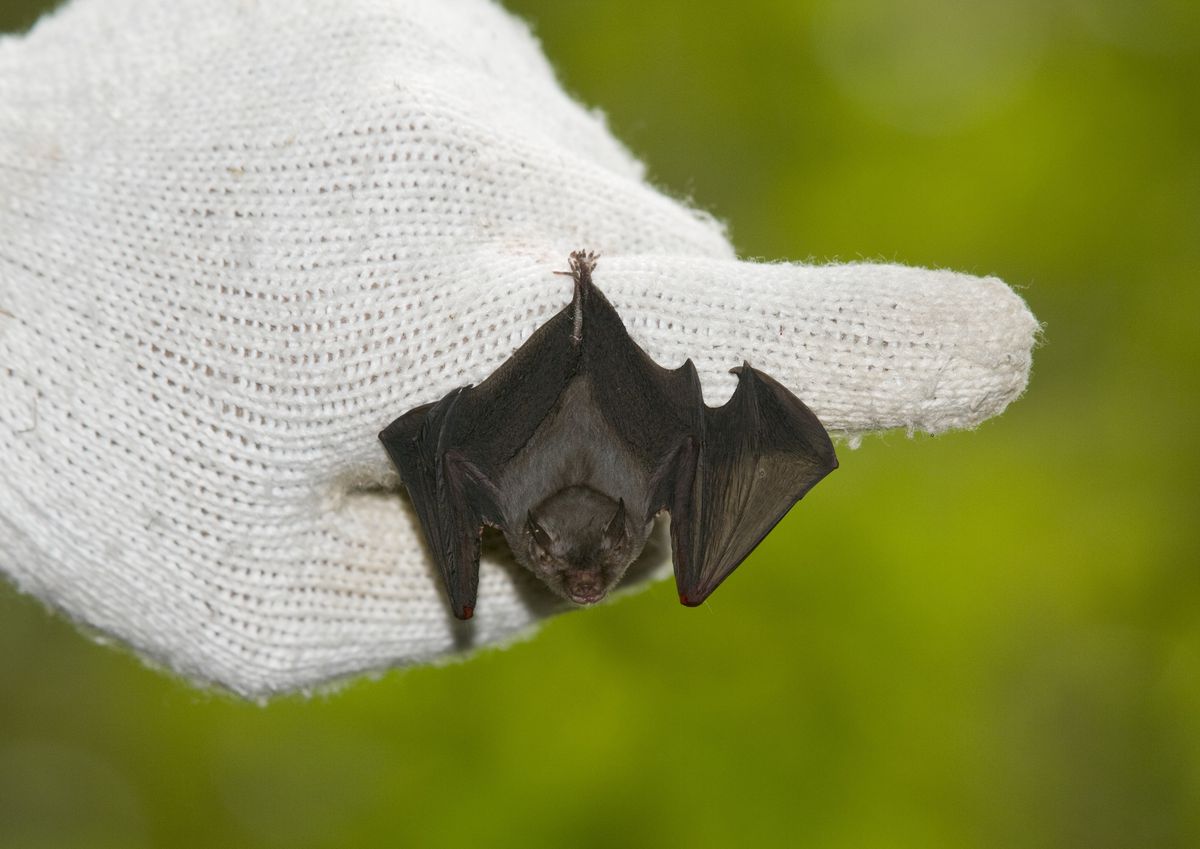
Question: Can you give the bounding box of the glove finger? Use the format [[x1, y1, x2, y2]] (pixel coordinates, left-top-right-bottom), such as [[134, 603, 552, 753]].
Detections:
[[357, 251, 1037, 443]]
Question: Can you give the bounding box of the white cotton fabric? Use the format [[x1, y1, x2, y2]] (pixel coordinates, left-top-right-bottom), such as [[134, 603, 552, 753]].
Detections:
[[0, 0, 1038, 697]]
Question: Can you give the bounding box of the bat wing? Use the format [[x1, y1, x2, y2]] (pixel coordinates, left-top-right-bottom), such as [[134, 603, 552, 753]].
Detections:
[[667, 365, 837, 606], [380, 302, 584, 620]]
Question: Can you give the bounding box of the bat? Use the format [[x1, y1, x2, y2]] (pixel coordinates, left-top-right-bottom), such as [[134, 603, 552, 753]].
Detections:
[[380, 251, 837, 619]]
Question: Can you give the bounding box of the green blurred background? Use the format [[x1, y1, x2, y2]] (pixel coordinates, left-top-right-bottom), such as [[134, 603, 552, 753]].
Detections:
[[1, 0, 1197, 846]]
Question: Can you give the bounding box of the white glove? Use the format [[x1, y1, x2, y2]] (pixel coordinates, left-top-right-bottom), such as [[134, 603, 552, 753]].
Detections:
[[0, 0, 1037, 697]]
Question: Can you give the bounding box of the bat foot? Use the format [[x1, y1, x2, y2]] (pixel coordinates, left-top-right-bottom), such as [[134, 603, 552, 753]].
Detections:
[[552, 250, 598, 280], [568, 249, 599, 279], [553, 251, 598, 346]]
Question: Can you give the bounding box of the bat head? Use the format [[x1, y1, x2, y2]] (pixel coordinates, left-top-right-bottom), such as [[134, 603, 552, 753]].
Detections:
[[509, 486, 647, 605]]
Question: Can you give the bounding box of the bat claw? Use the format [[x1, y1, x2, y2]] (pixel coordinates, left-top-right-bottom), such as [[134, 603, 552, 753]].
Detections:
[[568, 249, 599, 277], [554, 250, 599, 280]]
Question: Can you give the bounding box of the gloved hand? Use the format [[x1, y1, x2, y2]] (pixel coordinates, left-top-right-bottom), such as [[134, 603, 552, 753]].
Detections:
[[0, 0, 1037, 697]]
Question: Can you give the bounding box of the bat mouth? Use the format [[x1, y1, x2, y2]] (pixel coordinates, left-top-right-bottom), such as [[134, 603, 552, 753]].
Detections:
[[566, 588, 606, 605]]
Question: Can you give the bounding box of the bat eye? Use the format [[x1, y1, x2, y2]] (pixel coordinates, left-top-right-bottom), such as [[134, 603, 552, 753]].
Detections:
[[527, 512, 553, 550]]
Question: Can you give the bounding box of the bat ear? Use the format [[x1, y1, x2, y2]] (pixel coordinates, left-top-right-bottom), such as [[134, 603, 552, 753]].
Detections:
[[602, 499, 627, 549], [527, 511, 553, 550]]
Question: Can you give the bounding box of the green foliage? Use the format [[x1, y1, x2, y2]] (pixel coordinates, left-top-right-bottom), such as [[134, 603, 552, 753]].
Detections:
[[2, 1, 1197, 846]]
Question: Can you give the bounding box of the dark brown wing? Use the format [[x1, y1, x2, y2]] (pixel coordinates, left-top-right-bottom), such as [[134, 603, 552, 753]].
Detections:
[[668, 365, 837, 606]]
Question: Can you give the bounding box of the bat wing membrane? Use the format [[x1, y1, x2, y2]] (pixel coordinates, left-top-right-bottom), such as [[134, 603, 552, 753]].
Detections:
[[669, 366, 837, 605]]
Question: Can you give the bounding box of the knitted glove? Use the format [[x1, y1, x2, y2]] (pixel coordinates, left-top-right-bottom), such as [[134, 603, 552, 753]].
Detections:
[[0, 0, 1037, 697]]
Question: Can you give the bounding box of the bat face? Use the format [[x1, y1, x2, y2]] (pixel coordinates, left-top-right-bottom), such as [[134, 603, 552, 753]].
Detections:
[[504, 487, 649, 605], [381, 251, 837, 620]]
